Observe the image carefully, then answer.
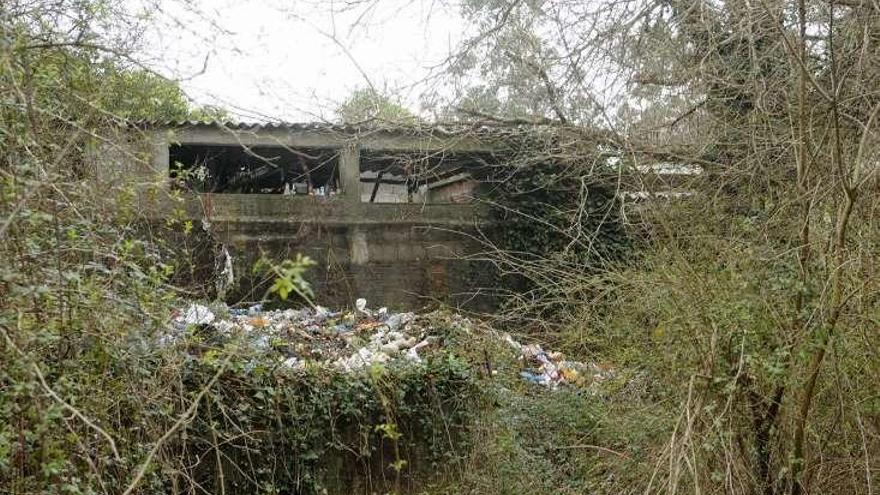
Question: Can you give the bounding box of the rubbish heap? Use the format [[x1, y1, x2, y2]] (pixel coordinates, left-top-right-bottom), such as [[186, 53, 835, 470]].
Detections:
[[163, 299, 614, 389], [164, 298, 434, 372], [503, 334, 615, 390]]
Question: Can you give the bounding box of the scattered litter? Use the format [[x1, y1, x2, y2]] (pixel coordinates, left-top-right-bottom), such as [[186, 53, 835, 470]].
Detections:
[[215, 246, 234, 298], [405, 339, 431, 363], [355, 298, 371, 317], [504, 333, 614, 390], [166, 299, 436, 373], [181, 304, 215, 325], [166, 301, 614, 388]]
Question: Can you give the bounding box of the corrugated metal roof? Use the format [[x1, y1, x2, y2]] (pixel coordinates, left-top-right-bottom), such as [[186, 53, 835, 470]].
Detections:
[[129, 119, 559, 139], [132, 119, 341, 131]]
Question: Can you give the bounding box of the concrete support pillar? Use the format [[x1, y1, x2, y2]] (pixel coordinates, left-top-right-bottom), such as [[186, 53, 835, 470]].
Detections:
[[340, 141, 370, 265], [151, 130, 170, 186], [338, 142, 360, 207]]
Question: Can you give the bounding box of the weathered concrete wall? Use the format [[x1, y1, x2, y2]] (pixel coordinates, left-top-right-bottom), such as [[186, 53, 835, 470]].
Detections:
[[216, 219, 492, 310], [111, 125, 498, 310]]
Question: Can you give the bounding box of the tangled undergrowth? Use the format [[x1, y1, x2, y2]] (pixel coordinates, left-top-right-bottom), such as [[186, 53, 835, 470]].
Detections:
[[1, 262, 482, 494], [4, 1, 879, 494]]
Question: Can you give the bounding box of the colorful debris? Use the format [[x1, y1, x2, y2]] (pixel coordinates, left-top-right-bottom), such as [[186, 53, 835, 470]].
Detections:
[[166, 301, 431, 372], [504, 333, 614, 389]]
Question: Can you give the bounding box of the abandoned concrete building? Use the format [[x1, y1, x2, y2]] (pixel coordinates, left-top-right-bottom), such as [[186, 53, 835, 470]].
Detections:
[[107, 121, 516, 309], [102, 120, 692, 309]]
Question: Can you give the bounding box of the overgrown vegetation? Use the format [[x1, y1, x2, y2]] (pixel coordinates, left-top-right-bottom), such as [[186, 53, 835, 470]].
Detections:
[[484, 159, 629, 318], [157, 340, 478, 494], [2, 0, 879, 494], [443, 0, 880, 493], [0, 2, 475, 493], [336, 87, 418, 124]]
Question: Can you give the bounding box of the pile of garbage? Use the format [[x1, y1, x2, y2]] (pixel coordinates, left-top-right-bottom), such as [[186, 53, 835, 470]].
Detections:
[[163, 299, 434, 372], [162, 298, 614, 389], [503, 334, 615, 390]]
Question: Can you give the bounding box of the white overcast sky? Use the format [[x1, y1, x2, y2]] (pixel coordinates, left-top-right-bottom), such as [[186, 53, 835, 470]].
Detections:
[[138, 0, 468, 121]]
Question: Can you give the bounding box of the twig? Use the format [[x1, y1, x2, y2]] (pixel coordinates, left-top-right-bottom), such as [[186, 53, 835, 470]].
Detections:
[[0, 319, 122, 462], [121, 357, 229, 495], [552, 443, 630, 458]]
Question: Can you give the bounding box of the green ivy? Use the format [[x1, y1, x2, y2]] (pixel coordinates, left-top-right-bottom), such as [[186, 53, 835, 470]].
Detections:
[[165, 353, 478, 494]]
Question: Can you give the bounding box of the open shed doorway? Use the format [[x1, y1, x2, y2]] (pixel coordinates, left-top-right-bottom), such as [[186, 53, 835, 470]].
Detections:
[[359, 149, 496, 204], [170, 144, 340, 196]]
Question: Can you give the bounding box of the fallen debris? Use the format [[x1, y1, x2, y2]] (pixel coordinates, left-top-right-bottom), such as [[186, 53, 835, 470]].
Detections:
[[165, 300, 430, 372], [164, 301, 613, 389], [181, 304, 215, 325], [503, 333, 614, 389]]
